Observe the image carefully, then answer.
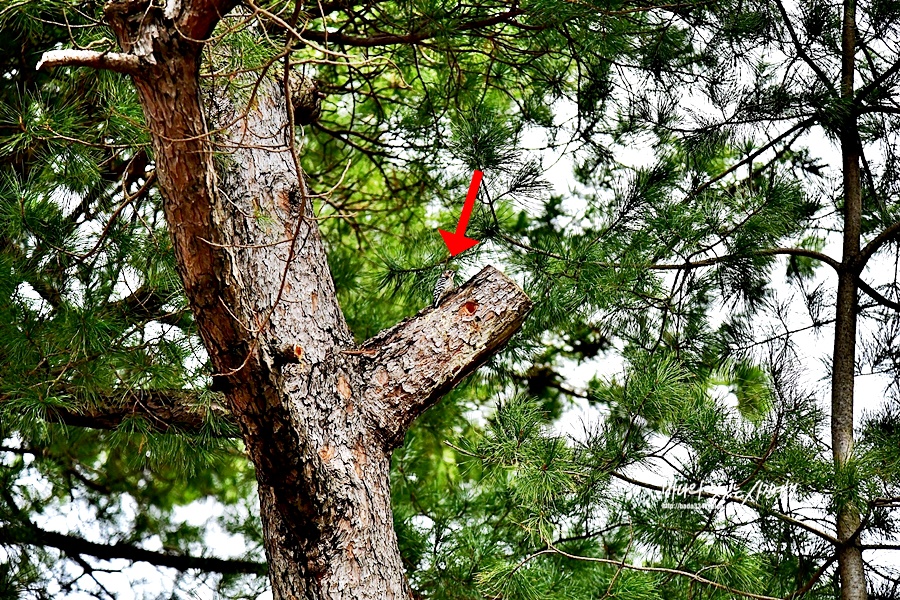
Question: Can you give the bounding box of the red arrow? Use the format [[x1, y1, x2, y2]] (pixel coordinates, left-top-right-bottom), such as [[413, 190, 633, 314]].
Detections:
[[439, 170, 483, 256]]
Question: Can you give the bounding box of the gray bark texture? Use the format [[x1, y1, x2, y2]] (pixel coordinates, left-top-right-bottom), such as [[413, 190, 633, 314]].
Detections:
[[102, 1, 533, 598]]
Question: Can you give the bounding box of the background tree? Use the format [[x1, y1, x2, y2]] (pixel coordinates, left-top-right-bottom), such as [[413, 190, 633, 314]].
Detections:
[[2, 1, 900, 600]]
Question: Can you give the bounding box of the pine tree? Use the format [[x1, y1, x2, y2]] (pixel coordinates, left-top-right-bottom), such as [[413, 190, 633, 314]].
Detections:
[[460, 2, 900, 600], [2, 1, 900, 599]]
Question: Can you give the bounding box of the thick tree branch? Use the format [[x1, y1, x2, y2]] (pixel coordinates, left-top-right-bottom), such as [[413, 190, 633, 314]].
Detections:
[[106, 285, 193, 330], [690, 118, 816, 198], [854, 219, 900, 273], [653, 247, 841, 272], [857, 279, 900, 311], [656, 244, 896, 311], [0, 522, 266, 575], [0, 388, 235, 436], [362, 266, 532, 447], [298, 8, 527, 47], [39, 389, 236, 437], [773, 0, 837, 95], [855, 57, 900, 103], [498, 229, 842, 273], [36, 49, 140, 74]]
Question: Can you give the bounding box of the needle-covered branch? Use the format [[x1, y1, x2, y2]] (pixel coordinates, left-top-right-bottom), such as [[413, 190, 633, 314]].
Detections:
[[26, 389, 237, 437]]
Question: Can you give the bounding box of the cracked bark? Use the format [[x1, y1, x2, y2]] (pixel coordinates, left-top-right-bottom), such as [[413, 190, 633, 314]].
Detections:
[[97, 2, 532, 598]]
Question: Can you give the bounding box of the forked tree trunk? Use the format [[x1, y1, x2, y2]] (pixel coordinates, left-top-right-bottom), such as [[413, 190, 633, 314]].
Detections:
[[101, 2, 532, 598]]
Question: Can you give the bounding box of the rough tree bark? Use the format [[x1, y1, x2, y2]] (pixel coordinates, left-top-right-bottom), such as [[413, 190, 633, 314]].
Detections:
[[38, 1, 534, 598], [833, 0, 867, 598]]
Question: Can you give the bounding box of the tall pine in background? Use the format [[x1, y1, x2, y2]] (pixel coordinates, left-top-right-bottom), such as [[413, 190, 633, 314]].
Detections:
[[1, 1, 899, 599]]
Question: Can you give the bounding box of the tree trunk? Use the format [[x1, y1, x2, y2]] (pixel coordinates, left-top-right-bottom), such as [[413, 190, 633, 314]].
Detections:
[[103, 2, 532, 598], [833, 1, 867, 598]]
